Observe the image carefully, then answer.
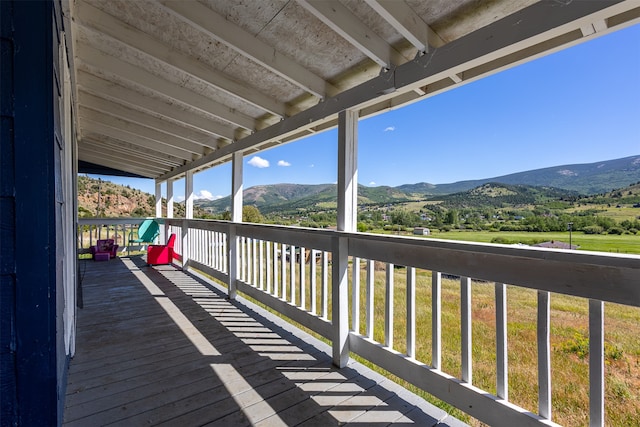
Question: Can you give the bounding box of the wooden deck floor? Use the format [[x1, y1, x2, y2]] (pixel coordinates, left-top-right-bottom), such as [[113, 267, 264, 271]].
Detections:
[[64, 256, 467, 426]]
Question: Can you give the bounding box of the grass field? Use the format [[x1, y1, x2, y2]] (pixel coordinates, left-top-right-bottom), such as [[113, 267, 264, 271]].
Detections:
[[376, 229, 640, 255], [229, 242, 640, 426]]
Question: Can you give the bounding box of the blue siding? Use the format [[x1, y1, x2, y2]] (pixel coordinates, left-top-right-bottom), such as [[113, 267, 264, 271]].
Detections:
[[1, 1, 64, 425]]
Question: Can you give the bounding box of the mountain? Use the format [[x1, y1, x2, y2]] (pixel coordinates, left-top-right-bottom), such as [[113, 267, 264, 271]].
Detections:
[[196, 155, 640, 214], [77, 176, 208, 218], [399, 155, 640, 196], [197, 183, 415, 214], [428, 183, 578, 209]]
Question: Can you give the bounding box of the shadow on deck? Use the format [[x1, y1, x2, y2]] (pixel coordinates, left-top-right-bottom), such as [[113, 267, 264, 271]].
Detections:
[[64, 256, 467, 426]]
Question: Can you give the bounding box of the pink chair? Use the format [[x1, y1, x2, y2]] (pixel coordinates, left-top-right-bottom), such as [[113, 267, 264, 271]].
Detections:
[[90, 239, 119, 260], [147, 234, 176, 266]]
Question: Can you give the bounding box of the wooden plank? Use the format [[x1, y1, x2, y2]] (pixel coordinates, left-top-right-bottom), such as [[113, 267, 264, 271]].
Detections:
[[65, 256, 468, 427]]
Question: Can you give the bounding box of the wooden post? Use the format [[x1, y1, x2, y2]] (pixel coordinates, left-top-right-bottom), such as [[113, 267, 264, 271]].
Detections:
[[228, 151, 243, 299], [332, 109, 358, 367]]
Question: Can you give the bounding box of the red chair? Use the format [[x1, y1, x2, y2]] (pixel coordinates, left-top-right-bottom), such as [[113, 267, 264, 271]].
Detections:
[[90, 239, 119, 260], [147, 234, 176, 266]]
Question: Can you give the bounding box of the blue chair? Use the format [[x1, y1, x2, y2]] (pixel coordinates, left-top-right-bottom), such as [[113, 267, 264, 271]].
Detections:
[[128, 219, 160, 248]]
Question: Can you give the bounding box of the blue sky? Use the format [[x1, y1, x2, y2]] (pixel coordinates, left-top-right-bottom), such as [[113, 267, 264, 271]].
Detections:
[[92, 24, 639, 201]]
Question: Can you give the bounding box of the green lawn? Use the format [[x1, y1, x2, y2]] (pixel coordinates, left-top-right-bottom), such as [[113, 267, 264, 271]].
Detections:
[[375, 229, 640, 255]]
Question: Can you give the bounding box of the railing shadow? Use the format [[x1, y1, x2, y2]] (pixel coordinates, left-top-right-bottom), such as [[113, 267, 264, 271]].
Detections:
[[65, 256, 464, 426]]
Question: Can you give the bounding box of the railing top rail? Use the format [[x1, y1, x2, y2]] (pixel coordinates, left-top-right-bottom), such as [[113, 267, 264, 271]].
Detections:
[[141, 217, 640, 306], [78, 217, 151, 226]]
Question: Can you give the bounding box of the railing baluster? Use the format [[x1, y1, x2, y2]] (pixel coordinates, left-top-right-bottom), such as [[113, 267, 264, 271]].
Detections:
[[290, 245, 296, 304], [407, 266, 415, 358], [496, 282, 508, 400], [265, 241, 271, 293], [461, 276, 472, 384], [589, 299, 604, 427], [538, 290, 551, 420], [366, 259, 374, 339], [246, 237, 252, 284], [321, 251, 328, 319], [352, 257, 360, 333], [273, 242, 279, 297], [281, 243, 287, 300], [259, 240, 264, 290], [310, 249, 317, 314], [299, 247, 306, 310], [385, 263, 394, 349], [252, 238, 258, 286], [432, 271, 441, 369]]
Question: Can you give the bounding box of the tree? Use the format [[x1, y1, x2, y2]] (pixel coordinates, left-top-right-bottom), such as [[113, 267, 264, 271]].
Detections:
[[243, 205, 264, 223]]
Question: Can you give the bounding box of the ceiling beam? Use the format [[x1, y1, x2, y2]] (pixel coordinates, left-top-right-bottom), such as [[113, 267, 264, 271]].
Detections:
[[74, 1, 287, 118], [78, 107, 206, 156], [78, 116, 195, 161], [81, 132, 185, 167], [158, 0, 334, 99], [79, 91, 218, 150], [80, 141, 171, 173], [297, 0, 405, 68], [364, 0, 445, 52], [159, 0, 634, 182], [77, 71, 236, 141], [76, 41, 256, 131], [78, 152, 159, 178]]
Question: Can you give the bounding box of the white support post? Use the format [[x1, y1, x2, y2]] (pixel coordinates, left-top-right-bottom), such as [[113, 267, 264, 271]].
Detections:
[[337, 109, 358, 233], [228, 151, 243, 300], [461, 276, 472, 384], [332, 236, 349, 368], [167, 179, 174, 219], [155, 181, 162, 218], [231, 151, 243, 223], [538, 291, 551, 420], [185, 170, 193, 220], [332, 109, 358, 368], [589, 299, 604, 427]]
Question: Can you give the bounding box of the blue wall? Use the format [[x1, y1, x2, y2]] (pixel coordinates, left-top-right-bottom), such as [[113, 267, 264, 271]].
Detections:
[[1, 1, 65, 425]]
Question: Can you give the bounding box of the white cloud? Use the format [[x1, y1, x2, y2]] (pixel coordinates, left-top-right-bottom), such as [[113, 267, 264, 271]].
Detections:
[[175, 196, 185, 202], [277, 160, 291, 167], [248, 156, 269, 168], [193, 190, 223, 200], [384, 126, 395, 132], [369, 181, 376, 186], [309, 164, 315, 168]]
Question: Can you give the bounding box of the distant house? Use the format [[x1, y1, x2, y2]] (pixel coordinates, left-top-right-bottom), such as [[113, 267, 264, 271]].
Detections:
[[413, 227, 430, 236], [533, 240, 578, 250]]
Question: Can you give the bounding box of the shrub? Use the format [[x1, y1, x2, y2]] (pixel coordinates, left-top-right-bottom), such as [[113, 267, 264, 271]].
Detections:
[[582, 225, 603, 234], [608, 227, 625, 235]]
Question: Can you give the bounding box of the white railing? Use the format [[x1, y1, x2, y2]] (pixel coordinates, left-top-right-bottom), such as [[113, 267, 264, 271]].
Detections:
[[77, 217, 164, 254], [80, 218, 640, 426]]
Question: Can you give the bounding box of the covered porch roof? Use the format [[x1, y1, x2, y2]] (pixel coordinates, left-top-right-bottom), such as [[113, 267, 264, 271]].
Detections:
[[66, 0, 640, 181]]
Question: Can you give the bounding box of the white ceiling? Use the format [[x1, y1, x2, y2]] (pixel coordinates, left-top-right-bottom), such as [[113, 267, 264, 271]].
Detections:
[[65, 0, 640, 180]]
